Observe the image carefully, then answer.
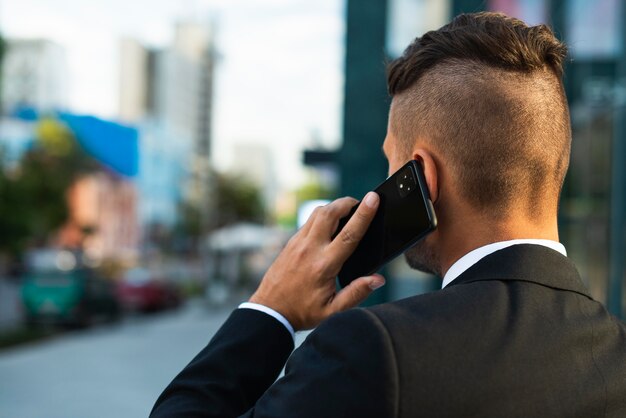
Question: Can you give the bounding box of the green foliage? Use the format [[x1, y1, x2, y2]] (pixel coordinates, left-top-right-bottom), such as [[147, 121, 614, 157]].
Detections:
[[169, 171, 266, 254], [0, 326, 56, 350], [0, 153, 31, 255], [173, 202, 203, 251], [213, 172, 265, 228], [295, 179, 335, 203], [276, 211, 297, 229], [0, 118, 98, 257]]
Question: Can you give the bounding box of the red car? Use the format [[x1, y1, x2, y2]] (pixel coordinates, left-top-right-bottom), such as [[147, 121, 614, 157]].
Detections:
[[116, 268, 181, 312]]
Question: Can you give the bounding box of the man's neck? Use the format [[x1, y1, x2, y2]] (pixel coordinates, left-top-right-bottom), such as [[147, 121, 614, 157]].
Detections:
[[437, 213, 560, 278]]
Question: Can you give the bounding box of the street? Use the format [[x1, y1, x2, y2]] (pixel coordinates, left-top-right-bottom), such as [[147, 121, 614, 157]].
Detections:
[[0, 299, 310, 418]]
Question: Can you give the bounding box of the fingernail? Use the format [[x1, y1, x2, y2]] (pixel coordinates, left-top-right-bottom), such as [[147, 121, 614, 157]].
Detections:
[[363, 192, 379, 209], [369, 277, 385, 290]]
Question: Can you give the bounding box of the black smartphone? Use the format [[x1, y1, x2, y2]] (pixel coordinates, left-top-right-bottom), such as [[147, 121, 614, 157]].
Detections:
[[335, 160, 437, 287]]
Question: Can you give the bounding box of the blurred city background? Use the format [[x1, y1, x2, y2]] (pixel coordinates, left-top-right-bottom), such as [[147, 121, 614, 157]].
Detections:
[[0, 0, 625, 417]]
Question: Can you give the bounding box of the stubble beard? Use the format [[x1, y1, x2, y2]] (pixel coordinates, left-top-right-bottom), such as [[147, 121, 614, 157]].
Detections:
[[403, 238, 442, 277]]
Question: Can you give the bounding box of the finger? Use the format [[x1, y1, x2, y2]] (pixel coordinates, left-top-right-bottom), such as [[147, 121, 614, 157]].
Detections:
[[328, 274, 386, 313], [308, 196, 359, 239], [326, 192, 379, 263], [297, 204, 324, 235]]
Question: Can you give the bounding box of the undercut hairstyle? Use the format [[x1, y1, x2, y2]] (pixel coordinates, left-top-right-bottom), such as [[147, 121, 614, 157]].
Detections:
[[387, 12, 571, 216]]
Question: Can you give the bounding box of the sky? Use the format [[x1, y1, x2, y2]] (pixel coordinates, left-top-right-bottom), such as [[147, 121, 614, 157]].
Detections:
[[0, 0, 345, 187]]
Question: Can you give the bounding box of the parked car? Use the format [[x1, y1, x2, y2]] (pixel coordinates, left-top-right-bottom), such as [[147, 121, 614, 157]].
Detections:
[[116, 268, 181, 313], [21, 249, 120, 327]]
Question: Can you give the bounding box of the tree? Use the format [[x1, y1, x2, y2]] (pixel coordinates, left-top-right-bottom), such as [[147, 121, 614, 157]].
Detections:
[[0, 150, 31, 256], [295, 179, 336, 203], [0, 118, 97, 258], [213, 172, 265, 228], [171, 170, 266, 254]]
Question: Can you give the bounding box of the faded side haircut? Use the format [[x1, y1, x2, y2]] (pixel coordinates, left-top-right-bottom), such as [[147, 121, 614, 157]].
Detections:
[[387, 12, 571, 216]]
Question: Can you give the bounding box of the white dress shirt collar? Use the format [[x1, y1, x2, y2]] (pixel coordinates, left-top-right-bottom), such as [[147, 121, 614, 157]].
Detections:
[[441, 239, 567, 289]]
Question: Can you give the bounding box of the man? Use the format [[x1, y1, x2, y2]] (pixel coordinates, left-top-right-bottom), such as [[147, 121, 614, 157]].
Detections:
[[152, 12, 626, 417]]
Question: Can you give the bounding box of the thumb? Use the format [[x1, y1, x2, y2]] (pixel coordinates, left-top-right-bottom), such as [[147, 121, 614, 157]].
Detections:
[[329, 274, 386, 313]]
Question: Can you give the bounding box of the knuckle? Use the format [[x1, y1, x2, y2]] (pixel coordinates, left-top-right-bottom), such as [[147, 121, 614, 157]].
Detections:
[[320, 203, 335, 218], [341, 196, 358, 205], [339, 228, 357, 245], [353, 283, 369, 301], [284, 233, 301, 251], [311, 259, 329, 277], [286, 231, 300, 244], [355, 205, 372, 221], [330, 197, 356, 213], [292, 242, 309, 259], [343, 285, 367, 308], [310, 206, 324, 219]]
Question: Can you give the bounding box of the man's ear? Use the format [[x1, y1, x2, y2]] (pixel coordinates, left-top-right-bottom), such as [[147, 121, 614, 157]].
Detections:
[[412, 149, 438, 204]]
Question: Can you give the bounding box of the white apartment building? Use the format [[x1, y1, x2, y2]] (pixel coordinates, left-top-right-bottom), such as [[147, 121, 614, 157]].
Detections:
[[1, 39, 67, 114]]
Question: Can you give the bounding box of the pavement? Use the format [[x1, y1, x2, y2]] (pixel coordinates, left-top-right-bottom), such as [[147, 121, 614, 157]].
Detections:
[[0, 301, 217, 417], [0, 299, 310, 418]]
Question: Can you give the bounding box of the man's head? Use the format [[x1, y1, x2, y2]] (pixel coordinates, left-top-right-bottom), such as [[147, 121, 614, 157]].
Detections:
[[382, 12, 571, 276]]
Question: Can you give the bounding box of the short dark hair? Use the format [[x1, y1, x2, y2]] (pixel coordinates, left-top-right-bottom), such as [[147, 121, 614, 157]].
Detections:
[[387, 12, 571, 215]]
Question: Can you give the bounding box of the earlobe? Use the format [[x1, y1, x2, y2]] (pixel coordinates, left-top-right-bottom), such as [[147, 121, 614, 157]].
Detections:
[[413, 149, 439, 204]]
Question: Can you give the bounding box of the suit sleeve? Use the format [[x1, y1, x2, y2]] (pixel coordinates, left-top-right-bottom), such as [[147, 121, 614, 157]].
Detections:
[[150, 308, 295, 418], [244, 308, 399, 418]]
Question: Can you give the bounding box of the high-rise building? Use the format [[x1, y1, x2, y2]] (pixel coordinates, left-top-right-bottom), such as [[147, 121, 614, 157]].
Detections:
[[1, 39, 67, 114], [118, 21, 216, 238], [119, 39, 150, 122], [169, 22, 214, 159], [153, 22, 215, 228], [119, 22, 215, 155]]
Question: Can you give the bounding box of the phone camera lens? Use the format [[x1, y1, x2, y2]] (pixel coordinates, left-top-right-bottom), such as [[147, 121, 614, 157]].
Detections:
[[396, 166, 417, 198]]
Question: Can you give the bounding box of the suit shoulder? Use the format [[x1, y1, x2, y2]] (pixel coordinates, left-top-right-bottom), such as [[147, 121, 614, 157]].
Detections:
[[303, 308, 399, 382], [274, 308, 400, 417], [367, 284, 469, 317], [312, 307, 392, 344], [365, 282, 499, 334]]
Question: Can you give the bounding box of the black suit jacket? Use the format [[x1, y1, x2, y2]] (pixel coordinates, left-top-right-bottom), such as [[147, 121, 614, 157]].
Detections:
[[151, 245, 626, 417]]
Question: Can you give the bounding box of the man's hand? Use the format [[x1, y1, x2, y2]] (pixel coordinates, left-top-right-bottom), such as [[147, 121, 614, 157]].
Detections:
[[249, 192, 385, 331]]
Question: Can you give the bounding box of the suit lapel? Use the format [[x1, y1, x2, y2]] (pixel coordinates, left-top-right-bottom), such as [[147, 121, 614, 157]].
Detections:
[[446, 244, 593, 299]]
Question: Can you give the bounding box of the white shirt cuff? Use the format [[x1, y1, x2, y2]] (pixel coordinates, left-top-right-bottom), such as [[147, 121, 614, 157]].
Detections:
[[238, 302, 296, 341]]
